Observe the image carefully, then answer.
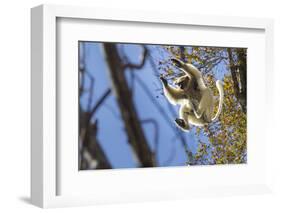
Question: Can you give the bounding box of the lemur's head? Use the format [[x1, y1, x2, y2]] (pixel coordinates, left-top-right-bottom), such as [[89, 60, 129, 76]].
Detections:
[[175, 75, 190, 90]]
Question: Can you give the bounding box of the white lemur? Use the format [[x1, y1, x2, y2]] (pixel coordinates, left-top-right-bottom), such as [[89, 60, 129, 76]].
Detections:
[[160, 58, 224, 132]]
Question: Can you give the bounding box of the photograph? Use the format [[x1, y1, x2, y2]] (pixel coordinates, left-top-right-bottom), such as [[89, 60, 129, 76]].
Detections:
[[78, 42, 247, 170]]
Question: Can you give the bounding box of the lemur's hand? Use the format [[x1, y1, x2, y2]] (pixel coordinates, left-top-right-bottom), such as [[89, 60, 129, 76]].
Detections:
[[171, 58, 183, 68], [160, 76, 168, 85]]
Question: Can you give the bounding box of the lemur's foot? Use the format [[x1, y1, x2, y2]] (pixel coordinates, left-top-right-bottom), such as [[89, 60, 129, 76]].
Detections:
[[175, 118, 185, 128], [171, 58, 183, 68], [175, 118, 184, 125]]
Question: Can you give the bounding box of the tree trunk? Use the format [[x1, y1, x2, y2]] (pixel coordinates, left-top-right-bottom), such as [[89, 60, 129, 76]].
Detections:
[[103, 43, 155, 167], [237, 49, 247, 112], [227, 48, 247, 113]]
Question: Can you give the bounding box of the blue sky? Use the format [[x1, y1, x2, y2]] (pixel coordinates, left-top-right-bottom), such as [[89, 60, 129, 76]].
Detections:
[[79, 42, 226, 169]]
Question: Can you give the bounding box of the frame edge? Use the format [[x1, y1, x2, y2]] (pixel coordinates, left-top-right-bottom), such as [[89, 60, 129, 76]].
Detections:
[[31, 5, 44, 208]]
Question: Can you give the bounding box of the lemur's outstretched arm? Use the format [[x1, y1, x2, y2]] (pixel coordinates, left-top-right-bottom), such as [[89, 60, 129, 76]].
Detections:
[[160, 76, 184, 105], [171, 59, 202, 80], [171, 58, 207, 89]]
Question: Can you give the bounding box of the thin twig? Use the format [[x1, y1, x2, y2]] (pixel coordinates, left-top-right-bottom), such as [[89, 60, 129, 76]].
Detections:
[[86, 89, 111, 126], [123, 46, 148, 70], [87, 75, 95, 112], [141, 118, 160, 161]]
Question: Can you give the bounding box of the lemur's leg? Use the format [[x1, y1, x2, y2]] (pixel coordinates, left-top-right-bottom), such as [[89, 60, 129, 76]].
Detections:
[[175, 105, 190, 132], [186, 95, 199, 115], [193, 89, 213, 123], [193, 102, 205, 119]]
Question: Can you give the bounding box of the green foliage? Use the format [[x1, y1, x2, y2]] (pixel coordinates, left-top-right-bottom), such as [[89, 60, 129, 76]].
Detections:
[[193, 75, 247, 165]]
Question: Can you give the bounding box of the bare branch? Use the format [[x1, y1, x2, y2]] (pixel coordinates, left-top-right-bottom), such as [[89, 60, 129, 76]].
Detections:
[[141, 118, 160, 161], [103, 43, 155, 167], [79, 88, 111, 156], [89, 89, 111, 119], [79, 119, 112, 170], [123, 46, 148, 70], [87, 75, 95, 112]]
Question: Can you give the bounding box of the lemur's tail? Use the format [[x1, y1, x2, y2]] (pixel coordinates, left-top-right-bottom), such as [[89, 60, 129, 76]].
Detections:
[[212, 80, 224, 121]]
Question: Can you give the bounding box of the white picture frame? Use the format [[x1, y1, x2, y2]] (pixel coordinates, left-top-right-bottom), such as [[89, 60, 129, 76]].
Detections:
[[31, 4, 274, 208]]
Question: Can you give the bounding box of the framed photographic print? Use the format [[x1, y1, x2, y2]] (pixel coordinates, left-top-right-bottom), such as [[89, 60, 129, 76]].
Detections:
[[31, 4, 274, 208]]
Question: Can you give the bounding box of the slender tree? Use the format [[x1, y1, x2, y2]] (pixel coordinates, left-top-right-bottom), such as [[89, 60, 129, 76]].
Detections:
[[103, 43, 156, 167]]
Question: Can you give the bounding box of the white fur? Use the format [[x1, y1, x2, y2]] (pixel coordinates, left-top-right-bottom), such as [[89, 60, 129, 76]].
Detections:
[[160, 60, 224, 131]]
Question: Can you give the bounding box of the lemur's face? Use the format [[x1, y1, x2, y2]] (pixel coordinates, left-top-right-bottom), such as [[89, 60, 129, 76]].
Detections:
[[175, 76, 189, 90]]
